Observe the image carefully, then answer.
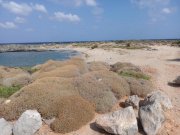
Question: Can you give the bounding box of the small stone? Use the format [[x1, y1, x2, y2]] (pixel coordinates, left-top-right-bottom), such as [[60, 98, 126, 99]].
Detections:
[[13, 110, 42, 135], [95, 106, 138, 135], [0, 118, 13, 135]]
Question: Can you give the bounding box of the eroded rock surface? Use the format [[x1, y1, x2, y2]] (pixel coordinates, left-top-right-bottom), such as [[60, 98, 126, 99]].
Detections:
[[95, 106, 138, 135]]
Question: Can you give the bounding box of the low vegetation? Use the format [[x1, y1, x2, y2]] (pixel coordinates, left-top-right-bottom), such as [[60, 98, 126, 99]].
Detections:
[[119, 70, 151, 80], [20, 66, 39, 74], [0, 85, 21, 98], [0, 59, 154, 133]]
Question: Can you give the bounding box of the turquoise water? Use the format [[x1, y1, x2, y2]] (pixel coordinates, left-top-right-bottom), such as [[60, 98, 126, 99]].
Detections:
[[0, 50, 79, 67]]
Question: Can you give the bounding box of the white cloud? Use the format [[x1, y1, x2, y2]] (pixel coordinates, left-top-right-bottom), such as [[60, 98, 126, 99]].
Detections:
[[33, 4, 47, 13], [1, 1, 32, 16], [53, 12, 80, 22], [0, 22, 17, 29], [162, 8, 173, 14], [0, 1, 48, 15], [85, 0, 97, 7], [15, 17, 26, 23], [131, 0, 175, 22]]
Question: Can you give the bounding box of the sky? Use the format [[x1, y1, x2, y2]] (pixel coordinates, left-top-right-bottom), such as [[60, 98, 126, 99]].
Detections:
[[0, 0, 180, 43]]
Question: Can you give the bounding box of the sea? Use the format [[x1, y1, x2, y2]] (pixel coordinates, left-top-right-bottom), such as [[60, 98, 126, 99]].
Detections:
[[0, 42, 80, 67]]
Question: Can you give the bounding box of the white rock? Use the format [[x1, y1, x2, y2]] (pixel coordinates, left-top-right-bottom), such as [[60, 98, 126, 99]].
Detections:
[[13, 110, 42, 135], [95, 106, 138, 135], [144, 90, 173, 111], [139, 101, 165, 135], [0, 118, 13, 135], [5, 100, 11, 104]]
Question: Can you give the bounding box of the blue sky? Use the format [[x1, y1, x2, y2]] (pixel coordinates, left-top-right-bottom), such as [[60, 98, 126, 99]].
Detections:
[[0, 0, 179, 43]]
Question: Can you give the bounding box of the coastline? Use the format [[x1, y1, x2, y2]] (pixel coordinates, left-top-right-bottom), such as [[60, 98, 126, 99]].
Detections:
[[0, 43, 180, 135]]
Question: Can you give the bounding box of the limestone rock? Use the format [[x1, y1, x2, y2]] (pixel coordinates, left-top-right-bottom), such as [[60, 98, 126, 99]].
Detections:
[[0, 118, 13, 135], [125, 95, 140, 109], [143, 90, 173, 111], [95, 106, 138, 135], [13, 110, 42, 135], [139, 101, 165, 135]]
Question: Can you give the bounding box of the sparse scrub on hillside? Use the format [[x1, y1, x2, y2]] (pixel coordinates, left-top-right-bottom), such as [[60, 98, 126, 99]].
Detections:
[[0, 85, 21, 98]]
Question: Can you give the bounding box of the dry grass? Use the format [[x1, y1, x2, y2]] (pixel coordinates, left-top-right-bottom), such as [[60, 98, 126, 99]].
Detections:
[[50, 96, 94, 133]]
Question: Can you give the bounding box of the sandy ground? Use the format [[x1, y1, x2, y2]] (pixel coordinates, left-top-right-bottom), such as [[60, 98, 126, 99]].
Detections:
[[37, 45, 180, 135]]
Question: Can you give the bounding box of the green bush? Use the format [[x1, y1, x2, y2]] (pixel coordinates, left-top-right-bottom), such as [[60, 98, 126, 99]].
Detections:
[[20, 66, 38, 74], [91, 44, 98, 49], [119, 70, 151, 80], [0, 85, 21, 98]]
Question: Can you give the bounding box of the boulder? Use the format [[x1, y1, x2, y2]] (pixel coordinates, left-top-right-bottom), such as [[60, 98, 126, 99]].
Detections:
[[143, 90, 173, 111], [13, 110, 42, 135], [125, 95, 140, 109], [139, 101, 165, 135], [0, 118, 12, 135], [95, 106, 138, 135]]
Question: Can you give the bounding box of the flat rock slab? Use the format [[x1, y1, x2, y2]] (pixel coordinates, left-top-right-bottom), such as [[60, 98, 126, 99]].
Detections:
[[95, 106, 138, 135], [0, 118, 13, 135], [13, 110, 42, 135]]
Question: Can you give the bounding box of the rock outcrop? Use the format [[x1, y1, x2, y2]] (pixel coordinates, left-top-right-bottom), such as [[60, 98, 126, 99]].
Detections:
[[13, 110, 42, 135], [0, 118, 12, 135], [95, 106, 138, 135]]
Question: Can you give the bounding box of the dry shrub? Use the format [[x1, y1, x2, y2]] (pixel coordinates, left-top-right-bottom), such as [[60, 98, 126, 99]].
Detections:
[[50, 96, 94, 133], [0, 77, 79, 120], [0, 66, 31, 87], [88, 61, 110, 71], [125, 77, 154, 97], [34, 57, 88, 74], [74, 70, 130, 113], [32, 65, 80, 80], [88, 70, 130, 98], [110, 62, 141, 73], [74, 72, 117, 113]]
